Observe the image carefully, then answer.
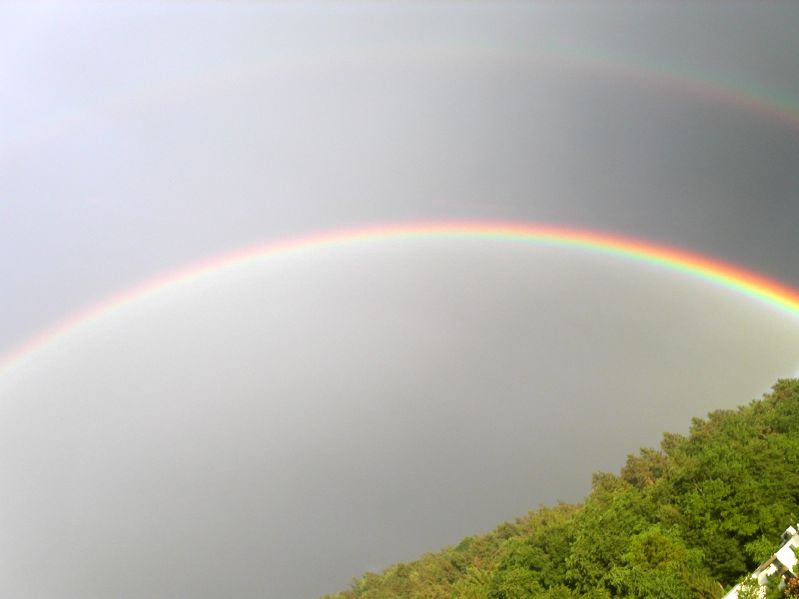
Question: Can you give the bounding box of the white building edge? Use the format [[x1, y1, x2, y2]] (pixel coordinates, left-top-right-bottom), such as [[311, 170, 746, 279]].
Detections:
[[723, 523, 799, 598]]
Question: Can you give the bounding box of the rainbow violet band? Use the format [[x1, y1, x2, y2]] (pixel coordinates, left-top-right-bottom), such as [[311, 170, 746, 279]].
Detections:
[[2, 221, 799, 375]]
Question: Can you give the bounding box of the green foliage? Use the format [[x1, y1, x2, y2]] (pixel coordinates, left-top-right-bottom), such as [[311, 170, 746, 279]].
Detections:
[[605, 525, 712, 599], [736, 575, 761, 599], [763, 574, 784, 599], [321, 379, 799, 599], [486, 503, 578, 597]]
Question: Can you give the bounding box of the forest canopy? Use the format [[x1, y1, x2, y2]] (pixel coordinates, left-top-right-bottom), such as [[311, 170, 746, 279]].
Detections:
[[322, 379, 799, 598]]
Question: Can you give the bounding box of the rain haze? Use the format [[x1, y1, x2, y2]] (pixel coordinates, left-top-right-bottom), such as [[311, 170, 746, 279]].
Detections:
[[2, 2, 799, 598]]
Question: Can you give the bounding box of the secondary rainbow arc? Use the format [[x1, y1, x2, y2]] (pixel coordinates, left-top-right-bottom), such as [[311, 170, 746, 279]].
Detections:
[[4, 44, 799, 164], [2, 221, 799, 376]]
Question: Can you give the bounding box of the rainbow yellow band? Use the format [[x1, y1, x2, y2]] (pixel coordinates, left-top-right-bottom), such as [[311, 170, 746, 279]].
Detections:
[[3, 221, 799, 375]]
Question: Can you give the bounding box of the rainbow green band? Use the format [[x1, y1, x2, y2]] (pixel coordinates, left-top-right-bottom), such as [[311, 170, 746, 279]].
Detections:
[[2, 221, 799, 376]]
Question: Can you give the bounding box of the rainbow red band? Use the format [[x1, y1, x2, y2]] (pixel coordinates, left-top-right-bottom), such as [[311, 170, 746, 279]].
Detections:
[[2, 221, 799, 375]]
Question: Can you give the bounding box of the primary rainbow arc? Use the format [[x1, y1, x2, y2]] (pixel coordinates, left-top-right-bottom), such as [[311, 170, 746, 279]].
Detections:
[[2, 221, 799, 376]]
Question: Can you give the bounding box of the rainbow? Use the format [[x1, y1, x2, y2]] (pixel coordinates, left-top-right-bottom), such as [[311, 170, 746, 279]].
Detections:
[[2, 221, 799, 377], [4, 44, 799, 163]]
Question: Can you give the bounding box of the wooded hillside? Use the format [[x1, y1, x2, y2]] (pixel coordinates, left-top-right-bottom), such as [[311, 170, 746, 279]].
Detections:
[[323, 379, 799, 598]]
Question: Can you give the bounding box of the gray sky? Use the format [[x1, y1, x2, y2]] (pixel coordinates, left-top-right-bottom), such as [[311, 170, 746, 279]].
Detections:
[[2, 2, 799, 597]]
